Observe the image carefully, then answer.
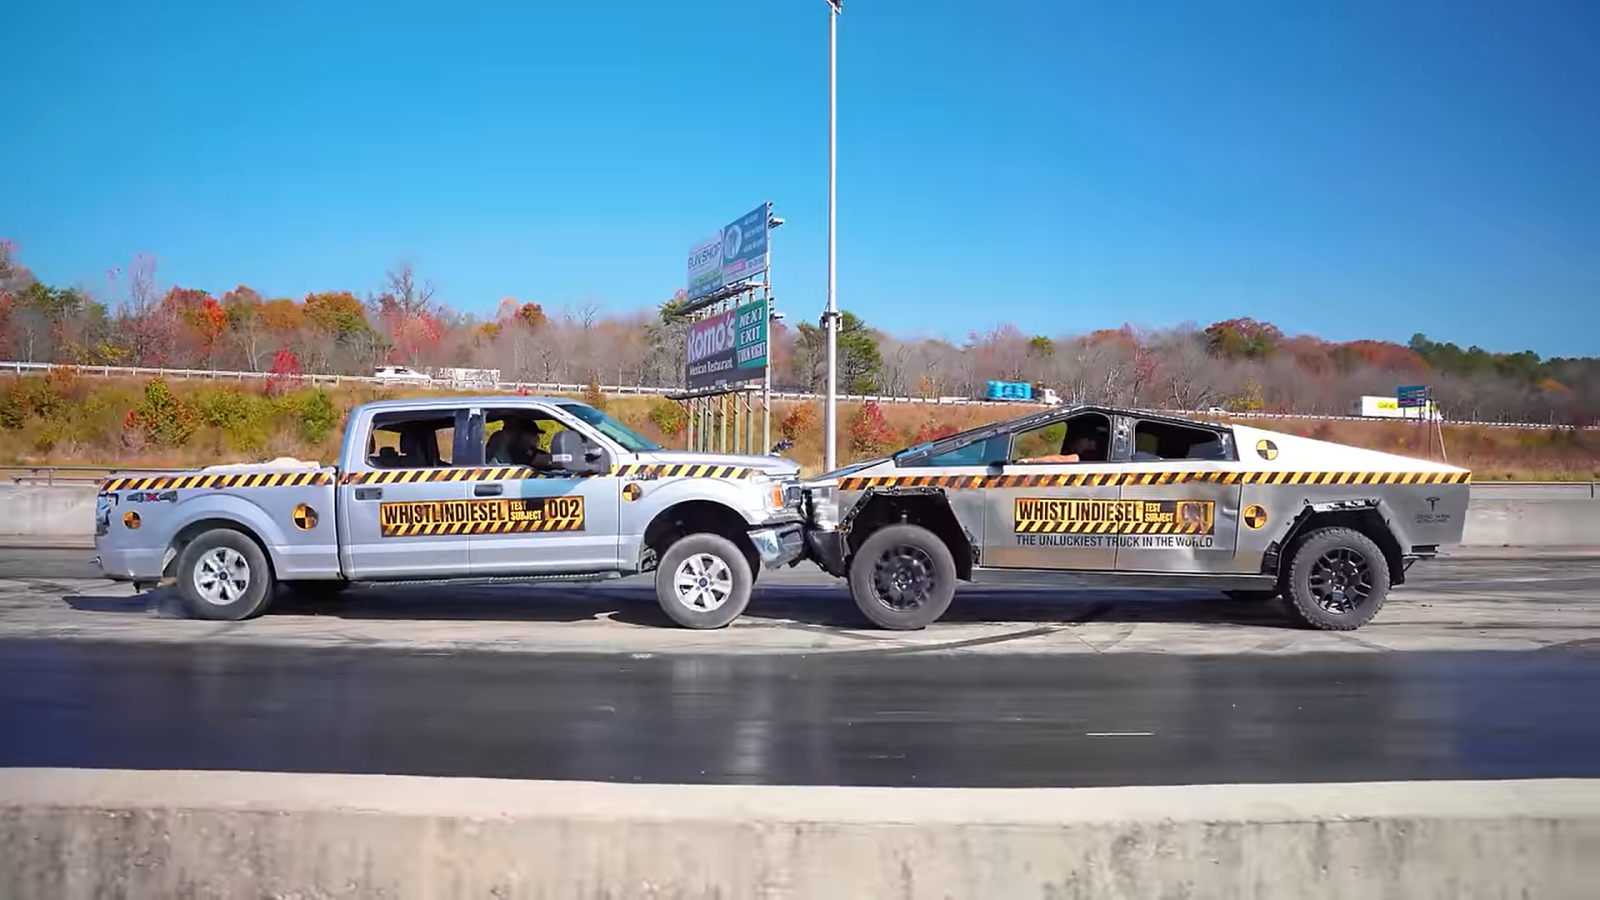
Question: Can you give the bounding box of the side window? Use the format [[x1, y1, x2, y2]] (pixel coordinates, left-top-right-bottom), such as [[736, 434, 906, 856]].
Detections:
[[483, 409, 575, 470], [899, 435, 1009, 468], [365, 413, 459, 469], [1132, 420, 1232, 461], [1011, 412, 1112, 464]]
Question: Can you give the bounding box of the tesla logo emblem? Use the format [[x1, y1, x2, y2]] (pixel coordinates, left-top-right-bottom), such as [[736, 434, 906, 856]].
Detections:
[[1425, 496, 1440, 510]]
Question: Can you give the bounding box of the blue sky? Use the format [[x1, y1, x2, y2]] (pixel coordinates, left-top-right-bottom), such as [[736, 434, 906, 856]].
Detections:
[[5, 0, 1598, 356]]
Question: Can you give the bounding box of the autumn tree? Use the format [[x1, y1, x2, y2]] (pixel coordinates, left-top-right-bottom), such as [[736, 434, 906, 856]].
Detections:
[[160, 287, 228, 366], [110, 254, 175, 366], [300, 290, 369, 372], [1204, 318, 1282, 360], [374, 263, 444, 367], [221, 286, 270, 370]]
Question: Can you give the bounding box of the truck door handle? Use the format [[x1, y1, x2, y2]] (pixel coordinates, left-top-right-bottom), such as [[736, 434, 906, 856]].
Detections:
[[474, 483, 503, 497], [355, 488, 382, 501]]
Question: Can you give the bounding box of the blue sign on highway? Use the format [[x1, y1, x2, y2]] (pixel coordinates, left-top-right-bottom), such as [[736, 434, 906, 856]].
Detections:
[[1397, 385, 1428, 409]]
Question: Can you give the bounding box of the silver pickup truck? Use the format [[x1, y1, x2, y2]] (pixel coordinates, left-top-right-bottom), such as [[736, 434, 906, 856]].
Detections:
[[94, 396, 805, 628]]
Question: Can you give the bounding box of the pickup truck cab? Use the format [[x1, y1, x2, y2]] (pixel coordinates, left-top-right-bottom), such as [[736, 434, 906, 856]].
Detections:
[[95, 397, 805, 628]]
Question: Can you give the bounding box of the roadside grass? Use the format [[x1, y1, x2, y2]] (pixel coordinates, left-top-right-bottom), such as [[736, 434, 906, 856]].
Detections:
[[1, 374, 1596, 481]]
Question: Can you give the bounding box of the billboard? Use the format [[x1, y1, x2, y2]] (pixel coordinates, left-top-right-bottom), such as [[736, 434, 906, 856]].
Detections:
[[685, 203, 771, 301], [685, 297, 768, 390], [1397, 384, 1428, 409]]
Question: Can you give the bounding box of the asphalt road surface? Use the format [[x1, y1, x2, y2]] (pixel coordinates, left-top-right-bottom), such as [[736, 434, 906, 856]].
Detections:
[[1, 639, 1596, 788], [0, 547, 1595, 788], [1, 548, 1596, 656]]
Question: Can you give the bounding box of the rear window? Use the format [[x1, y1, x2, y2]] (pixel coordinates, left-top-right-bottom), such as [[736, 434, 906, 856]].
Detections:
[[365, 413, 457, 468]]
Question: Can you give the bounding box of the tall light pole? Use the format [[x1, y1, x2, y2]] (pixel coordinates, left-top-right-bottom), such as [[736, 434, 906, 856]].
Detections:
[[823, 0, 841, 470]]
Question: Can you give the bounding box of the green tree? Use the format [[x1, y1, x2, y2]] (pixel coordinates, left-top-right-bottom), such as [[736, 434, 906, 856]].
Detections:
[[795, 310, 882, 393]]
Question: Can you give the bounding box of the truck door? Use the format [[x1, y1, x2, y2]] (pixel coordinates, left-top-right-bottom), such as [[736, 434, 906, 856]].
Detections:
[[336, 408, 477, 579], [981, 411, 1120, 571], [466, 406, 623, 575], [1113, 417, 1242, 575]]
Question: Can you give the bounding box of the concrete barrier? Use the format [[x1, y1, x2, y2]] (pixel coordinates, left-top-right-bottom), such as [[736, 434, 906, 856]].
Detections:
[[0, 768, 1594, 899], [0, 484, 101, 538], [4, 482, 1597, 548]]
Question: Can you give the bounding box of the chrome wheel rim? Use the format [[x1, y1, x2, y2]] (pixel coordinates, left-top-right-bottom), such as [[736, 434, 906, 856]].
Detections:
[[1309, 548, 1374, 614], [871, 546, 936, 611], [673, 553, 733, 612], [193, 546, 251, 606]]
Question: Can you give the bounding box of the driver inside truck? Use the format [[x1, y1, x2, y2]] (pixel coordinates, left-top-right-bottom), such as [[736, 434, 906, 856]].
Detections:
[[486, 416, 560, 471], [486, 419, 534, 466], [1018, 420, 1108, 465]]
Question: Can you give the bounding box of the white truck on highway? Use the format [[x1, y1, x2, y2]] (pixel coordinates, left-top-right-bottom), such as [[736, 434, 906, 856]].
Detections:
[[94, 397, 805, 628]]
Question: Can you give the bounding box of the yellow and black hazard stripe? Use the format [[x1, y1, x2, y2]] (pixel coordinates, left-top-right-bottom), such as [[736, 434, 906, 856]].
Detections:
[[383, 516, 584, 538], [614, 463, 757, 480], [346, 466, 545, 485], [102, 471, 336, 492], [345, 464, 758, 485], [1015, 519, 1214, 535], [838, 470, 1472, 491]]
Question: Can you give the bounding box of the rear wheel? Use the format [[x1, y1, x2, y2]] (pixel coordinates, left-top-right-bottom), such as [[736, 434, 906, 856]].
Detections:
[[1281, 527, 1390, 631], [174, 529, 274, 621], [847, 524, 957, 630], [654, 533, 753, 629]]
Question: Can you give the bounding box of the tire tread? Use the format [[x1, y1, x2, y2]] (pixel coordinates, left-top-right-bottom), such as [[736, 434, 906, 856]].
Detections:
[[1281, 526, 1389, 631]]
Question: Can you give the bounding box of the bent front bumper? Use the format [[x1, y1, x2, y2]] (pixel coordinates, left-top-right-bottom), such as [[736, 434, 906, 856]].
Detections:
[[748, 523, 805, 570], [804, 528, 847, 577]]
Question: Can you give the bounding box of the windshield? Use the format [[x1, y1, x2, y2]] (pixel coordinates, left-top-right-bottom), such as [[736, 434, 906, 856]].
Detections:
[[558, 403, 662, 452]]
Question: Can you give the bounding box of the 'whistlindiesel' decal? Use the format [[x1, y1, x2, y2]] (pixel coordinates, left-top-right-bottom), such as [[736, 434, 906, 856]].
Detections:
[[379, 497, 586, 537], [1013, 498, 1216, 550]]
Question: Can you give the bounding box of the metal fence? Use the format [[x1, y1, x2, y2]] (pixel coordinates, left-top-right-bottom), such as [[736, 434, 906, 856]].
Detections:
[[3, 359, 1595, 431]]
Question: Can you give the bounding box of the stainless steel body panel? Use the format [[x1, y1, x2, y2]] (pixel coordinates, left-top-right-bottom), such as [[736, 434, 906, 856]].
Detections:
[[1115, 462, 1242, 574], [800, 405, 1473, 590], [982, 464, 1120, 570]]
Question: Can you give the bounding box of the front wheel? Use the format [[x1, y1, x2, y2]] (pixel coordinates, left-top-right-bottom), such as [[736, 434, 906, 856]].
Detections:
[[174, 529, 275, 621], [847, 524, 957, 630], [654, 533, 754, 629], [1281, 527, 1390, 631]]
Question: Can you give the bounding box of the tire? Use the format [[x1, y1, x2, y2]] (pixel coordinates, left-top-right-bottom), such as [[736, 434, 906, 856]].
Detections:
[[1224, 589, 1280, 602], [847, 524, 957, 630], [654, 533, 754, 629], [174, 529, 275, 621], [1280, 527, 1390, 631]]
